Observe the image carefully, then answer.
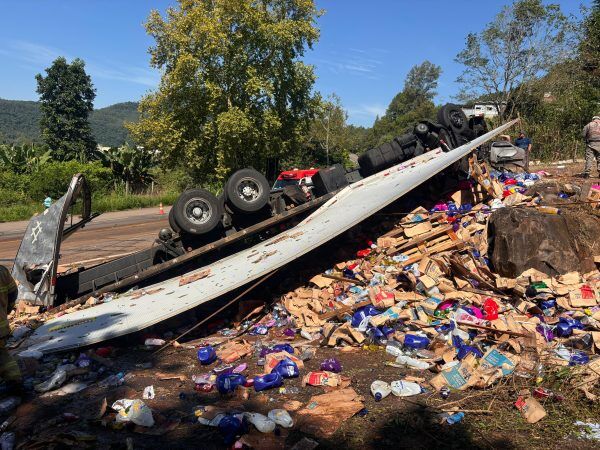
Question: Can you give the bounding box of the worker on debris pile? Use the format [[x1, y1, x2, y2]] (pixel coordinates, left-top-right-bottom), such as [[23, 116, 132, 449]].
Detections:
[[0, 265, 21, 393], [514, 131, 532, 170], [582, 115, 600, 179]]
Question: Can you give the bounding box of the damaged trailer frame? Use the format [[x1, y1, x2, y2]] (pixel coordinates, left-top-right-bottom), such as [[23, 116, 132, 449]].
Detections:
[[18, 118, 519, 354]]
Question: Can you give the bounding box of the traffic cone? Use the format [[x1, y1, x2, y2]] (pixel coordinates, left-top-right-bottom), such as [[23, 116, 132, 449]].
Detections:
[[159, 202, 165, 215]]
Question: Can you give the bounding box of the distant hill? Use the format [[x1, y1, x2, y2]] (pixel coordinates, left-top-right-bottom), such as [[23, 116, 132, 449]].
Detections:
[[0, 99, 139, 147]]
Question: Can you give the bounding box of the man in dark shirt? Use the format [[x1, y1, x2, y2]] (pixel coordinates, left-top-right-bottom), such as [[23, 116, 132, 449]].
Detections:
[[514, 132, 532, 152]]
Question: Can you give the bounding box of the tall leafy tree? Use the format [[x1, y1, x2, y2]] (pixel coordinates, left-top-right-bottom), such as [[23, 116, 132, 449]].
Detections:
[[297, 93, 349, 167], [455, 0, 574, 120], [128, 0, 321, 183], [366, 61, 441, 148], [36, 57, 97, 161]]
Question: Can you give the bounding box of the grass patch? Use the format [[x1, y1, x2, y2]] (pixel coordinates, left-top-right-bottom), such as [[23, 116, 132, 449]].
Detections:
[[0, 192, 179, 222]]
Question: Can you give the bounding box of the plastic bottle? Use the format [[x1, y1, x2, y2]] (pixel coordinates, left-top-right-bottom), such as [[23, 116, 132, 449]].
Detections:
[[0, 432, 15, 450], [99, 372, 125, 388], [216, 373, 247, 394], [390, 380, 422, 397], [446, 412, 465, 424], [272, 358, 299, 379], [402, 334, 430, 350], [538, 206, 560, 214], [0, 397, 21, 415], [385, 342, 404, 357], [244, 412, 276, 433], [370, 380, 391, 401], [394, 354, 431, 370], [197, 346, 217, 365], [217, 414, 246, 445], [268, 409, 294, 428], [35, 366, 68, 393], [253, 372, 283, 392], [144, 338, 166, 346]]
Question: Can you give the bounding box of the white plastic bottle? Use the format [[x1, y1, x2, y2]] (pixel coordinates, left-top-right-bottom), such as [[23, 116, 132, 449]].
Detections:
[[244, 412, 276, 433], [370, 380, 392, 401], [390, 380, 422, 397], [268, 409, 294, 428], [394, 354, 431, 370]]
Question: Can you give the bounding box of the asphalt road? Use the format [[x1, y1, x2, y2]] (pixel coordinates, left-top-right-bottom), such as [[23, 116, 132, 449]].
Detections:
[[0, 206, 171, 268]]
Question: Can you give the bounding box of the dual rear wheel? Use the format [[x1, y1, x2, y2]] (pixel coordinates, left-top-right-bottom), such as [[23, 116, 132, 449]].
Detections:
[[170, 168, 270, 236]]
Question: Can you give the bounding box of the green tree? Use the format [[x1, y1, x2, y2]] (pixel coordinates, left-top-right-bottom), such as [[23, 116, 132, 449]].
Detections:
[[0, 143, 52, 174], [366, 61, 441, 148], [128, 0, 321, 183], [387, 60, 441, 120], [580, 0, 600, 77], [455, 0, 574, 120], [101, 143, 155, 194], [36, 57, 97, 161], [295, 93, 349, 167]]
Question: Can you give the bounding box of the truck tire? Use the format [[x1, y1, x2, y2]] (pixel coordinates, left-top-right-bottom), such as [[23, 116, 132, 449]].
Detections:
[[172, 188, 222, 235], [225, 168, 270, 214], [389, 139, 406, 161], [168, 207, 181, 234], [358, 147, 385, 176], [379, 142, 398, 166], [437, 104, 468, 133]]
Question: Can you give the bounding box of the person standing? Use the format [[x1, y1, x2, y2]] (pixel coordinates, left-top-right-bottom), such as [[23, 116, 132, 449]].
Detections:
[[514, 131, 532, 170], [582, 115, 600, 179], [0, 266, 20, 390]]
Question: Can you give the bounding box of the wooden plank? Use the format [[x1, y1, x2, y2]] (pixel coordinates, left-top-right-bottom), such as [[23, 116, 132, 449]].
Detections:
[[388, 224, 453, 255]]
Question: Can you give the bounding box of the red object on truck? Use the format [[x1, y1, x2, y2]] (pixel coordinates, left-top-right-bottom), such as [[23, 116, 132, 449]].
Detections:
[[272, 168, 319, 191]]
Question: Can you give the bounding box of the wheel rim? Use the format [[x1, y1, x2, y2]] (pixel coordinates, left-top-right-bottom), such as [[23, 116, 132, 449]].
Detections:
[[184, 198, 212, 225], [449, 110, 464, 128], [236, 177, 262, 203]]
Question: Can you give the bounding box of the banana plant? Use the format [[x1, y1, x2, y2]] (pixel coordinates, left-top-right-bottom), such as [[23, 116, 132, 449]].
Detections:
[[0, 143, 52, 174]]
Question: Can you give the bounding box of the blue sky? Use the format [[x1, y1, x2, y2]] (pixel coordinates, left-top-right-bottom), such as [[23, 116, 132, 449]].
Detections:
[[0, 0, 589, 126]]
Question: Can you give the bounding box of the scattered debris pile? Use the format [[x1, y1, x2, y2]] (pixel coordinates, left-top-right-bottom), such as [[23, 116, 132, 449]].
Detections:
[[3, 158, 600, 448]]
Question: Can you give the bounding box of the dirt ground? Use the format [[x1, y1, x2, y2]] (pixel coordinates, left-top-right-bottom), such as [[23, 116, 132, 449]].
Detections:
[[5, 161, 600, 449]]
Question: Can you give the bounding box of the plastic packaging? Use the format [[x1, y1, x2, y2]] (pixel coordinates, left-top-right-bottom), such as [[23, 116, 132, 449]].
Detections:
[[197, 345, 217, 365], [394, 354, 431, 370], [272, 358, 299, 379], [0, 397, 21, 415], [35, 366, 69, 393], [268, 409, 294, 428], [143, 385, 155, 399], [144, 338, 166, 346], [0, 432, 15, 450], [253, 372, 283, 392], [99, 372, 125, 388], [370, 380, 391, 401], [112, 399, 155, 427], [244, 412, 276, 433], [216, 373, 247, 394], [402, 334, 430, 350], [217, 414, 246, 445], [390, 380, 422, 397], [385, 342, 404, 357], [483, 298, 499, 320], [320, 358, 342, 373]]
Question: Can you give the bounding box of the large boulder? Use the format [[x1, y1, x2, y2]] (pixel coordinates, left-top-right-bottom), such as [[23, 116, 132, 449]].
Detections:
[[487, 207, 597, 278]]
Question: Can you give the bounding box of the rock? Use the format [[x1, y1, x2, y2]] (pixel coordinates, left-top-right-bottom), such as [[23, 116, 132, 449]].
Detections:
[[488, 207, 596, 277]]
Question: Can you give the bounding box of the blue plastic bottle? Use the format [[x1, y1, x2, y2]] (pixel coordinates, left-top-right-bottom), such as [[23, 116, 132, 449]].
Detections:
[[253, 372, 283, 391], [216, 373, 247, 394], [403, 334, 430, 349], [218, 414, 246, 445], [272, 358, 299, 379], [197, 345, 217, 365]]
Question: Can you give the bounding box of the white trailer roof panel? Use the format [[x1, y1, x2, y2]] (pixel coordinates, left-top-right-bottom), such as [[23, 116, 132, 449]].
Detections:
[[21, 120, 518, 354]]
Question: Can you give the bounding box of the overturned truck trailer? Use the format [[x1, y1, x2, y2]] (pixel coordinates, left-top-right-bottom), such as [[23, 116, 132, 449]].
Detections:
[[17, 118, 518, 354]]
